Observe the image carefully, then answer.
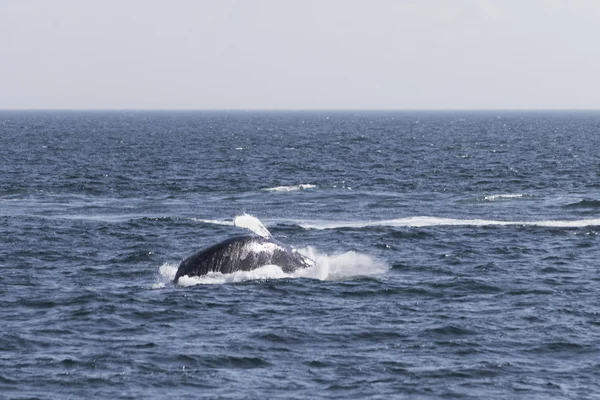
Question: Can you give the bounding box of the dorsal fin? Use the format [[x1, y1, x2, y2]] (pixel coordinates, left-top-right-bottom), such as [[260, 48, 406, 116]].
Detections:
[[233, 214, 272, 238]]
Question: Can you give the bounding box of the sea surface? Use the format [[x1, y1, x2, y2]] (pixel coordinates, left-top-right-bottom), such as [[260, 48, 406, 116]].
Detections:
[[1, 110, 600, 399]]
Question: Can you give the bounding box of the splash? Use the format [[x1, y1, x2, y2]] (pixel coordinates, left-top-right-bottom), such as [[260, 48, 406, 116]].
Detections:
[[154, 248, 387, 287], [152, 262, 179, 289], [292, 247, 388, 281]]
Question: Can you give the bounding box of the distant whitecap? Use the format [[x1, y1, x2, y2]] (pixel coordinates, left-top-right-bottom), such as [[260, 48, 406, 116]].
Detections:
[[263, 184, 316, 192], [482, 194, 526, 201]]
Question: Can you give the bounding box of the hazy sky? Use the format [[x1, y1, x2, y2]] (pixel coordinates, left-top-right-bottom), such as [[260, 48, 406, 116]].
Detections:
[[1, 0, 599, 110]]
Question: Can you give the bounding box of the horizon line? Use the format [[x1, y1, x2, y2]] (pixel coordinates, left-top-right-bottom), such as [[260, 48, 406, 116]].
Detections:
[[1, 108, 600, 112]]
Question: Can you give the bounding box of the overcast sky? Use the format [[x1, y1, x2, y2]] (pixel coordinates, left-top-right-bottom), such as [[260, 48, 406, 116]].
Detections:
[[1, 0, 599, 110]]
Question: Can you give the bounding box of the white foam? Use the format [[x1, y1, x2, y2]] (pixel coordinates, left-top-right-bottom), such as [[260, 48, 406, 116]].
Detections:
[[295, 216, 600, 229], [264, 184, 316, 192], [177, 265, 288, 286], [155, 248, 387, 287]]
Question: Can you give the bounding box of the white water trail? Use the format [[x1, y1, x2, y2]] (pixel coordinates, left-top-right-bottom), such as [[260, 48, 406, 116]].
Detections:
[[296, 216, 600, 229]]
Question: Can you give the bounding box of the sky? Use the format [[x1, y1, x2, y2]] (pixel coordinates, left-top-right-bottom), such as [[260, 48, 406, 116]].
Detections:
[[1, 0, 599, 110]]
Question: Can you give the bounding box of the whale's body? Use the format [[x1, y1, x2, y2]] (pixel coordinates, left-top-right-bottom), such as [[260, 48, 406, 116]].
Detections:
[[174, 234, 315, 282]]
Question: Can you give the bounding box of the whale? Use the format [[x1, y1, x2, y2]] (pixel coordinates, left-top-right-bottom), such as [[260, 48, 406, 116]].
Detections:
[[173, 234, 315, 282], [173, 215, 315, 283]]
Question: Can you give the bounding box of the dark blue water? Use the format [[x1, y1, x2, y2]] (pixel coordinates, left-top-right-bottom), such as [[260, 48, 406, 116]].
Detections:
[[2, 111, 600, 399]]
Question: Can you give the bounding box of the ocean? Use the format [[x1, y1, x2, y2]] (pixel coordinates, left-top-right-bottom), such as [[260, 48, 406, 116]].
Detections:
[[1, 110, 599, 399]]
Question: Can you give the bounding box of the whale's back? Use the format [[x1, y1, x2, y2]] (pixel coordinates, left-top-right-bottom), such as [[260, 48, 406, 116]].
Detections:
[[174, 235, 314, 282]]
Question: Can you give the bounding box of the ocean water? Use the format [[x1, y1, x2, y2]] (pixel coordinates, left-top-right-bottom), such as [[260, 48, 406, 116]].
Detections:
[[1, 110, 600, 399]]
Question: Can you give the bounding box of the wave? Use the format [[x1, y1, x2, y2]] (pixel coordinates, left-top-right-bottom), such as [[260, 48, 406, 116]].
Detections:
[[564, 199, 600, 209], [294, 216, 600, 229], [2, 213, 172, 223], [153, 247, 387, 287], [263, 184, 316, 192]]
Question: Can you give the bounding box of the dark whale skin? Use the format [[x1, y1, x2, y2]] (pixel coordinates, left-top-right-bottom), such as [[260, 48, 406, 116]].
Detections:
[[174, 235, 315, 282]]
